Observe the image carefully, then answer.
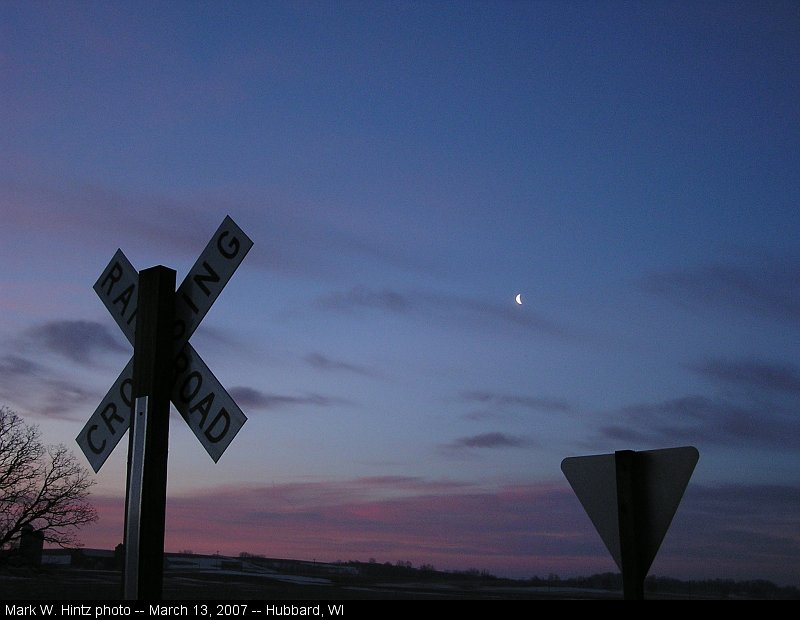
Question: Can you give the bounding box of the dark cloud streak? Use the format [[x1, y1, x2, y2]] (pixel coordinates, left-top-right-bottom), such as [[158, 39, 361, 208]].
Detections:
[[0, 353, 98, 421], [230, 386, 350, 411], [35, 379, 96, 420], [304, 352, 377, 378], [315, 286, 571, 338], [27, 320, 127, 364], [316, 287, 410, 313], [692, 358, 800, 395], [0, 355, 42, 376], [462, 390, 571, 413], [660, 483, 800, 584], [642, 258, 800, 324], [442, 432, 533, 451], [596, 395, 800, 450]]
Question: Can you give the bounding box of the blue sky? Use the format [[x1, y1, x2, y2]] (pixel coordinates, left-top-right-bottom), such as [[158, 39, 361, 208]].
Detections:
[[1, 1, 799, 585]]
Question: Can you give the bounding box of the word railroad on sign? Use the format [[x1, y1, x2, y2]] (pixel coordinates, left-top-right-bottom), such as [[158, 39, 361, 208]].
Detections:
[[76, 216, 253, 472]]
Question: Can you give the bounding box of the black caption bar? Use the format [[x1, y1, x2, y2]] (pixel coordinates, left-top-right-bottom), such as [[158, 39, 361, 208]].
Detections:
[[1, 599, 508, 618], [5, 602, 349, 619]]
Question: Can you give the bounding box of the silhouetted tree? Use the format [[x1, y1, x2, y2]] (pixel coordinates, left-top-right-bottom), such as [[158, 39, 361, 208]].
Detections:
[[0, 407, 97, 548]]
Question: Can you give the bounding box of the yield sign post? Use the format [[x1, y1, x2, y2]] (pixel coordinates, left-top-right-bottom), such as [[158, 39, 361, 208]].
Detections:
[[561, 446, 699, 600]]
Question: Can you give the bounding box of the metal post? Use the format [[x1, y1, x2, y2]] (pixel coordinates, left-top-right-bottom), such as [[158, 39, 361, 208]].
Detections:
[[615, 450, 645, 600], [124, 266, 175, 600]]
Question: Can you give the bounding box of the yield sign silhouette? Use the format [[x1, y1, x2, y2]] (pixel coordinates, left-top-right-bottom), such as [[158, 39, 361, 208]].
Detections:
[[561, 446, 699, 577]]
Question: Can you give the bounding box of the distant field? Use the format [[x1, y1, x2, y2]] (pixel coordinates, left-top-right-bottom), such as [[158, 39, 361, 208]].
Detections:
[[0, 567, 620, 600]]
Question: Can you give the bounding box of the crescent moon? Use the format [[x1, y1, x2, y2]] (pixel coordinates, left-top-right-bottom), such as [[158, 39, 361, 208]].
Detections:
[[515, 293, 523, 305]]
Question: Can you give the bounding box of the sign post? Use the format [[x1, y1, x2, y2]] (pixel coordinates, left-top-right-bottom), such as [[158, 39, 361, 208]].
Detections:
[[124, 266, 175, 599], [561, 446, 699, 600], [76, 216, 253, 600], [614, 450, 644, 600]]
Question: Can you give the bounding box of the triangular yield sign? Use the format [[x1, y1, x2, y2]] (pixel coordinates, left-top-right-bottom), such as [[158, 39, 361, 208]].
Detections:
[[633, 446, 699, 574], [561, 446, 699, 575], [561, 452, 622, 568]]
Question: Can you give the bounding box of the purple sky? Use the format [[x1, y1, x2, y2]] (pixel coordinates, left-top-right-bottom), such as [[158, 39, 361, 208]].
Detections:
[[1, 1, 799, 585]]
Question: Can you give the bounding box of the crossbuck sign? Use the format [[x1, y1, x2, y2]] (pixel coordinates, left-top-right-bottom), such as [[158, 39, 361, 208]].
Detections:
[[76, 216, 253, 472]]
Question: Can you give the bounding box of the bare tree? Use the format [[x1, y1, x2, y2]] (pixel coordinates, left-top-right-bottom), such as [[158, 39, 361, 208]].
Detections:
[[0, 406, 98, 548]]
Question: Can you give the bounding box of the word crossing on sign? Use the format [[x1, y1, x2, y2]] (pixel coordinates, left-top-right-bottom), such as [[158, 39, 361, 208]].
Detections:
[[76, 216, 252, 472]]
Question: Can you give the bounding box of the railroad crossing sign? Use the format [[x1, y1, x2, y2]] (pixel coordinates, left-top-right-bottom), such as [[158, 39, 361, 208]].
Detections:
[[75, 216, 252, 600], [76, 216, 252, 472], [561, 446, 699, 599]]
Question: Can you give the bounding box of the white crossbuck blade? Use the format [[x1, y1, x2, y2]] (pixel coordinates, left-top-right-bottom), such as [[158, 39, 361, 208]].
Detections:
[[76, 216, 253, 472]]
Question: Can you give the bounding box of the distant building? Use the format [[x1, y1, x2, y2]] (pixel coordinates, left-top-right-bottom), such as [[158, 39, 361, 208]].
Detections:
[[19, 525, 44, 567], [38, 548, 359, 579], [42, 548, 116, 569]]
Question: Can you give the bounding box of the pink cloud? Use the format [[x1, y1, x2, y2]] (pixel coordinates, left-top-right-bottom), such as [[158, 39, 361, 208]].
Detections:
[[83, 478, 800, 585], [87, 479, 609, 578]]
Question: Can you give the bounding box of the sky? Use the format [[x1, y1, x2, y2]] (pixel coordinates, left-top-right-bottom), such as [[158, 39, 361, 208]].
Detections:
[[1, 0, 799, 586]]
